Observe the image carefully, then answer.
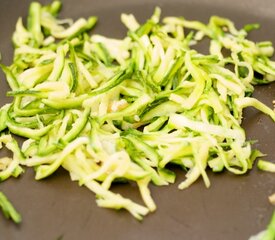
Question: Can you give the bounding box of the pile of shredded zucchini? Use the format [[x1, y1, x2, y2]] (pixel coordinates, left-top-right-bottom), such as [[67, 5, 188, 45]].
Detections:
[[1, 1, 275, 220]]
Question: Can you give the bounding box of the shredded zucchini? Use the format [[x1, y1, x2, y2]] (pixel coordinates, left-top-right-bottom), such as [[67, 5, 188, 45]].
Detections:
[[0, 192, 21, 224], [249, 211, 275, 240], [0, 1, 275, 220]]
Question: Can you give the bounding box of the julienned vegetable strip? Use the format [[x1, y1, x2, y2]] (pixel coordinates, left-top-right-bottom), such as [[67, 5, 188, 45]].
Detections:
[[0, 1, 275, 220], [262, 211, 275, 240], [249, 211, 275, 240], [0, 192, 21, 224]]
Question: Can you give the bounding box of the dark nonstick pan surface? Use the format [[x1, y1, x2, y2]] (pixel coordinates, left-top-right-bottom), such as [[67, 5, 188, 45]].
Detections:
[[0, 0, 275, 239]]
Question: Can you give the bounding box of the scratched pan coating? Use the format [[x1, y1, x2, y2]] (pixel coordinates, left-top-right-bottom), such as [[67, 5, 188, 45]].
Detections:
[[0, 0, 275, 239]]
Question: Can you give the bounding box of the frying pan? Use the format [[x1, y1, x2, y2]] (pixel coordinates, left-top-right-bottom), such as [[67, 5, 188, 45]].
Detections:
[[0, 0, 275, 239]]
